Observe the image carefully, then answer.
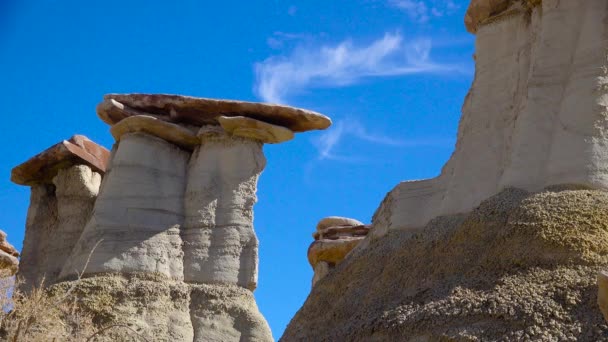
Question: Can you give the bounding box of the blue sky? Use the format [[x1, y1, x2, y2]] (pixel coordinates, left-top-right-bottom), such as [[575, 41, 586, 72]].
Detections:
[[0, 0, 474, 338]]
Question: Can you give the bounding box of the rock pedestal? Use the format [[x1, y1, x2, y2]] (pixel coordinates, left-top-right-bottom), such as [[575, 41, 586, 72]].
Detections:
[[13, 94, 331, 341], [308, 217, 369, 286]]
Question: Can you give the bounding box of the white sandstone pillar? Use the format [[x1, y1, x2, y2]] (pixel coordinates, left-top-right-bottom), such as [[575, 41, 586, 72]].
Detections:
[[183, 128, 266, 290]]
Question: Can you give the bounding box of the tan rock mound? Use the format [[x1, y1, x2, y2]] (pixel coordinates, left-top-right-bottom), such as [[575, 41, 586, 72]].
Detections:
[[282, 188, 608, 341], [0, 230, 18, 277], [308, 217, 369, 286]]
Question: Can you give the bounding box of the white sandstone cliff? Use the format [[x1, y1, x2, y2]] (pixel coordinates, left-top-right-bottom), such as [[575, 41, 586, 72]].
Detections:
[[372, 0, 608, 236]]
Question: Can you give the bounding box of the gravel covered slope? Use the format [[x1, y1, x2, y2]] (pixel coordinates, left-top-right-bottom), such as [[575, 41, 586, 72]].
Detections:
[[282, 188, 608, 341]]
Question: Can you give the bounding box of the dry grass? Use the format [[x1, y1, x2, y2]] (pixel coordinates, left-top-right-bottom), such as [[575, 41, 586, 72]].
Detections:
[[0, 240, 150, 342], [0, 277, 152, 342]]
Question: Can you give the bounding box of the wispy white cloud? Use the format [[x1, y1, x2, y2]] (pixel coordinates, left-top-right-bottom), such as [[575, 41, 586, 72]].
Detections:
[[266, 31, 310, 50], [312, 120, 450, 162], [254, 32, 463, 104], [389, 0, 460, 23]]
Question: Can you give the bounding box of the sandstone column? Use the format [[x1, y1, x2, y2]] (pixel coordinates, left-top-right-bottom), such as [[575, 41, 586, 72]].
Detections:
[[11, 135, 109, 289], [59, 129, 191, 280], [183, 128, 266, 289]]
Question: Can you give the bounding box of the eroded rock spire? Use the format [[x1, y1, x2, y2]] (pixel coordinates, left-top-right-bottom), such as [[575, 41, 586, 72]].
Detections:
[[12, 93, 331, 341]]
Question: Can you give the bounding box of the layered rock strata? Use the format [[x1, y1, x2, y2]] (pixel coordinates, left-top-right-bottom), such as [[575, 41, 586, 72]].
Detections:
[[14, 94, 330, 341], [182, 127, 266, 290], [308, 217, 368, 286], [12, 135, 109, 289], [372, 0, 608, 237], [0, 230, 19, 277]]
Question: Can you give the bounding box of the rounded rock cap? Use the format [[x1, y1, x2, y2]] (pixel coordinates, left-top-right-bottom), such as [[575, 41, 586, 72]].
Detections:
[[11, 135, 110, 186], [316, 216, 364, 231], [97, 93, 332, 133]]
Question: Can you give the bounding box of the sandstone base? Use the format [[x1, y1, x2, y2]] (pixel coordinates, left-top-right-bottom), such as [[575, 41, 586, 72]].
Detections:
[[50, 275, 272, 342]]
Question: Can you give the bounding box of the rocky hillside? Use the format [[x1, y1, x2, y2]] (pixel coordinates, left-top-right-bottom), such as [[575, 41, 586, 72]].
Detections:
[[282, 187, 608, 341], [284, 1, 608, 340]]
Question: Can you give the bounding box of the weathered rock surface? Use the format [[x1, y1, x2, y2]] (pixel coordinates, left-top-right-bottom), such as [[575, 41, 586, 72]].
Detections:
[[11, 135, 110, 186], [0, 231, 18, 277], [0, 231, 18, 258], [600, 271, 608, 323], [316, 216, 363, 231], [11, 92, 331, 340], [218, 116, 294, 144], [46, 165, 101, 284], [54, 129, 273, 340], [49, 274, 272, 342], [373, 0, 608, 237], [189, 283, 272, 342], [308, 217, 369, 286], [9, 83, 333, 342], [183, 129, 265, 290], [111, 115, 200, 150], [464, 1, 543, 33], [97, 93, 331, 132], [60, 133, 189, 281], [283, 188, 608, 341], [14, 137, 108, 289]]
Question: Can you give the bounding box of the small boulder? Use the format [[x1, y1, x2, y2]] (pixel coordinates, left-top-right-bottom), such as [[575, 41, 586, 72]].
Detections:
[[0, 230, 18, 277], [316, 216, 364, 231], [308, 217, 369, 286]]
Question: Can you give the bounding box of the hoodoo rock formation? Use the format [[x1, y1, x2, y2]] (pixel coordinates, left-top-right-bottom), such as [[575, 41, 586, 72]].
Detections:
[[308, 217, 368, 286], [12, 94, 330, 341], [12, 135, 110, 289], [283, 0, 608, 340]]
